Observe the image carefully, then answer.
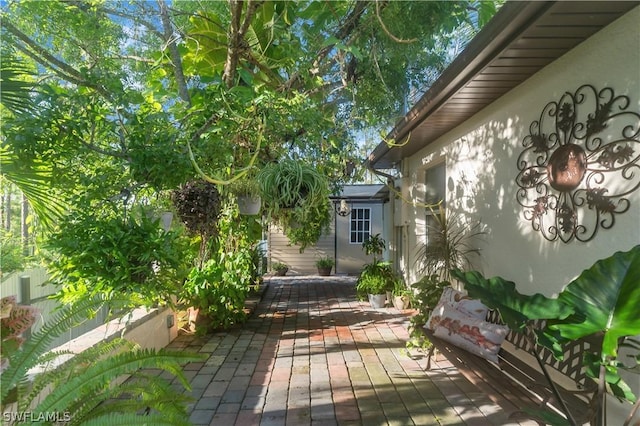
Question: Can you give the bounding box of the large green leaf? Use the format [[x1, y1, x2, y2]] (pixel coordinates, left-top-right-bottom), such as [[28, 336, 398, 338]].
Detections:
[[452, 269, 574, 331], [551, 245, 640, 359]]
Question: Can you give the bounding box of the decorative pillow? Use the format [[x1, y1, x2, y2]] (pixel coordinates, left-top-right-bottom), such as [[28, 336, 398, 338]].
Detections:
[[432, 304, 509, 363], [425, 287, 488, 331], [457, 298, 489, 320]]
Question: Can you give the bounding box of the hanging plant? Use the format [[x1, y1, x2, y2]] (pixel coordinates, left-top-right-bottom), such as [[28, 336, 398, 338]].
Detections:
[[257, 160, 332, 250], [228, 178, 262, 215], [172, 180, 221, 238]]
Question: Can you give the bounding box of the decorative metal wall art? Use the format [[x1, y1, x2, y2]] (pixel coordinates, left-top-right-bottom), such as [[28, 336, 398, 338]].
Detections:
[[515, 84, 640, 242]]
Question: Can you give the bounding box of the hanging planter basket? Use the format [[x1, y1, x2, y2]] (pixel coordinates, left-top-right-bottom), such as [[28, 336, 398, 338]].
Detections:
[[237, 195, 262, 215]]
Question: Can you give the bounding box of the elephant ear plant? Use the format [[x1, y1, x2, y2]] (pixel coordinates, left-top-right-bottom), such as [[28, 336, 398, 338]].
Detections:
[[452, 244, 640, 426]]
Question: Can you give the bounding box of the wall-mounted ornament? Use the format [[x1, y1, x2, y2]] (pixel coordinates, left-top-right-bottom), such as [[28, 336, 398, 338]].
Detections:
[[515, 84, 640, 242]]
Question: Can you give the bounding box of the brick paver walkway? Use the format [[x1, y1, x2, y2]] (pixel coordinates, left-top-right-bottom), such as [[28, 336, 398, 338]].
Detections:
[[168, 276, 528, 426]]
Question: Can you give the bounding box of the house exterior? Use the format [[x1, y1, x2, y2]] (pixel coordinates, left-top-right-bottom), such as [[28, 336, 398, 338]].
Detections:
[[366, 1, 639, 423], [268, 184, 389, 275]]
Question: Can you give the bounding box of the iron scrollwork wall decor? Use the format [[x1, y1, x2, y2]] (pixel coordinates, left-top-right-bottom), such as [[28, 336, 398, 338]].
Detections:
[[516, 84, 640, 243]]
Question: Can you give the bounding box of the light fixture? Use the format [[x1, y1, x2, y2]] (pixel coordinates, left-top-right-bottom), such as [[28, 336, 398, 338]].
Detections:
[[336, 199, 351, 217]]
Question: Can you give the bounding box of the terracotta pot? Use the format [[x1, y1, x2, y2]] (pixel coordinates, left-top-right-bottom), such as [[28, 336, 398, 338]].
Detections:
[[274, 268, 288, 276], [393, 295, 411, 310], [317, 267, 332, 276], [187, 307, 215, 334]]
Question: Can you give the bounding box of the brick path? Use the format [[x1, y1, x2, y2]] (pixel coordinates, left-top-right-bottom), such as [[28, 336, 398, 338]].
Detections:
[[167, 276, 529, 426]]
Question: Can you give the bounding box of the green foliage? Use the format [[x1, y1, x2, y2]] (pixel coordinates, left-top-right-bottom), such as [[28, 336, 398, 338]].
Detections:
[[272, 262, 288, 272], [356, 261, 395, 297], [416, 208, 485, 282], [1, 296, 204, 424], [180, 201, 261, 332], [452, 245, 640, 422], [450, 270, 574, 333], [362, 233, 385, 262], [405, 275, 449, 353], [47, 210, 188, 308], [0, 230, 25, 277], [315, 257, 334, 269], [228, 177, 260, 197], [182, 254, 251, 332], [392, 278, 411, 297], [258, 160, 332, 250]]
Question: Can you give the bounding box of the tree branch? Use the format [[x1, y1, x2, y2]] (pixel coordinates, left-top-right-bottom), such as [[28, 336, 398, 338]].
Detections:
[[2, 19, 112, 100], [280, 1, 372, 92], [157, 0, 191, 105]]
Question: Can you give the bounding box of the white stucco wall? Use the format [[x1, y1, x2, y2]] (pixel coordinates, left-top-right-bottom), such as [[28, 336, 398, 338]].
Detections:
[[405, 6, 640, 294], [402, 8, 639, 423]]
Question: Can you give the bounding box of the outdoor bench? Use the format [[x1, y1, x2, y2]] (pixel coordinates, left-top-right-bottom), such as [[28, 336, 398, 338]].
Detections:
[[422, 310, 599, 425]]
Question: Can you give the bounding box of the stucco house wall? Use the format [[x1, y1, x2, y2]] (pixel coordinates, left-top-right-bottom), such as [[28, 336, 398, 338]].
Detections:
[[402, 6, 639, 294], [398, 7, 639, 423]]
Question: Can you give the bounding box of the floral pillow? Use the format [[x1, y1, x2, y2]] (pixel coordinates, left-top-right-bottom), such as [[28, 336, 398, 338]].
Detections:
[[432, 304, 509, 363], [425, 287, 488, 331]]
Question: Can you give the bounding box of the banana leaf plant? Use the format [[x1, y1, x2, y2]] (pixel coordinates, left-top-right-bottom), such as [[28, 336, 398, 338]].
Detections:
[[452, 244, 640, 426]]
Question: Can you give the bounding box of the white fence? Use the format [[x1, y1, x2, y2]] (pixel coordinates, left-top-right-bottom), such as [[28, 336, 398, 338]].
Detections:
[[1, 268, 108, 349]]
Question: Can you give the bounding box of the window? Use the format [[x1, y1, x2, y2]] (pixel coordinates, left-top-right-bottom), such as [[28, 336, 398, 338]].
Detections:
[[350, 208, 371, 244]]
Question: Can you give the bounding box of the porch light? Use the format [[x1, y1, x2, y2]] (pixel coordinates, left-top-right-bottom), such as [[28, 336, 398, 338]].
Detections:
[[336, 199, 351, 217]]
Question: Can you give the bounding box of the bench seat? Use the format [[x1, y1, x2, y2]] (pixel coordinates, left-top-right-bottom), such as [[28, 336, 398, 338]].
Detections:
[[421, 312, 598, 425]]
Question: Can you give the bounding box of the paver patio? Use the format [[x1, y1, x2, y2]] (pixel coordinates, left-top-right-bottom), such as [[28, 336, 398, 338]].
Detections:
[[167, 276, 535, 426]]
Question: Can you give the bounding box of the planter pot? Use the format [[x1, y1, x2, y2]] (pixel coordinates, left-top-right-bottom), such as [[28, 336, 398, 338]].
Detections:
[[368, 293, 387, 309], [317, 267, 332, 276], [187, 307, 215, 334], [274, 268, 288, 276], [393, 295, 411, 310], [159, 211, 173, 231], [237, 195, 262, 215]]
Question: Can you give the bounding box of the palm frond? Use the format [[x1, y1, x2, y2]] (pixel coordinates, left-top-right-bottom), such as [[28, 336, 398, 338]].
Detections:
[[0, 145, 67, 228], [0, 48, 36, 116]]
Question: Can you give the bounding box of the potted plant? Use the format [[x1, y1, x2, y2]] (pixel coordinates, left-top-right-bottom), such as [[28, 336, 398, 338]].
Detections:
[[391, 278, 412, 310], [229, 178, 261, 215], [315, 256, 334, 276], [415, 207, 485, 282], [363, 233, 385, 262], [356, 261, 395, 308], [272, 262, 289, 276], [257, 160, 332, 250]]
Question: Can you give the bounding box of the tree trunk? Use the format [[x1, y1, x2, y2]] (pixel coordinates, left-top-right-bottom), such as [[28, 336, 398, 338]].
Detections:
[[21, 194, 29, 256], [3, 189, 11, 231]]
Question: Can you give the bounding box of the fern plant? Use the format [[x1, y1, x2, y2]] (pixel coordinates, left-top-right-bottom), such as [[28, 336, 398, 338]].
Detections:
[[1, 296, 205, 425]]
